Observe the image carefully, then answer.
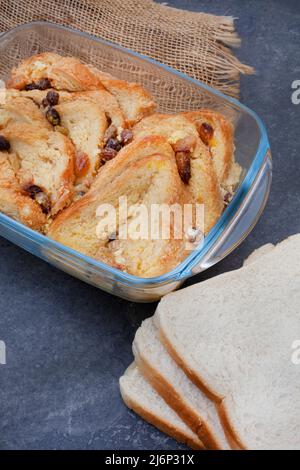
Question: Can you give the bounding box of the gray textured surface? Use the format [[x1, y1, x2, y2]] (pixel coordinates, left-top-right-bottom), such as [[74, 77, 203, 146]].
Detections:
[[0, 0, 299, 450]]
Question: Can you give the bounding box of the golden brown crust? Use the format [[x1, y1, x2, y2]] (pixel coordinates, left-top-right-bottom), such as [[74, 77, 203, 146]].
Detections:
[[90, 69, 157, 126], [7, 52, 104, 91], [8, 52, 156, 126], [92, 134, 176, 190], [134, 352, 222, 450], [19, 88, 127, 186], [159, 328, 243, 450], [217, 402, 246, 450], [122, 391, 204, 450]]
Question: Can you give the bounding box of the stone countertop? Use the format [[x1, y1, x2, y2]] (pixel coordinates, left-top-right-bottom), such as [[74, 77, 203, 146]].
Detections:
[[0, 0, 299, 450]]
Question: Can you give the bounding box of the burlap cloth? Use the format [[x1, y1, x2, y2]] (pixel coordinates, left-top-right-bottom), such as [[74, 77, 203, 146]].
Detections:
[[0, 0, 253, 98]]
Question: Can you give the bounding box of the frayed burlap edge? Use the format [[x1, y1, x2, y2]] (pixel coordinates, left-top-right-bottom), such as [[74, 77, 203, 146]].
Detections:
[[0, 0, 254, 98]]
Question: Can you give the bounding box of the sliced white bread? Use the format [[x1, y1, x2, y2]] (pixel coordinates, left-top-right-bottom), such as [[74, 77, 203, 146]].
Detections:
[[133, 318, 232, 450], [243, 243, 275, 266], [156, 234, 300, 450], [120, 362, 204, 450]]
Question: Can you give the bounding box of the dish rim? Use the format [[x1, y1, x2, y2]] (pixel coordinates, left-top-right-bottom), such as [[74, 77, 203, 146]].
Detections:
[[0, 21, 270, 286]]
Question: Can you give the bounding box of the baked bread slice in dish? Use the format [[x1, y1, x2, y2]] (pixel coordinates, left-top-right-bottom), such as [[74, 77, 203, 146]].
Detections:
[[0, 91, 52, 130], [120, 362, 204, 450], [0, 151, 47, 230], [7, 52, 104, 92], [7, 52, 156, 126], [91, 69, 156, 126], [48, 136, 190, 278], [133, 113, 224, 233], [1, 123, 75, 216], [183, 109, 241, 197], [20, 88, 129, 188]]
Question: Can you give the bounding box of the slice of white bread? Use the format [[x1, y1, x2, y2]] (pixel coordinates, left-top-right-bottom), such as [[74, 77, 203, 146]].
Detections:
[[243, 243, 275, 266], [120, 362, 204, 450], [156, 234, 300, 450], [133, 318, 232, 450]]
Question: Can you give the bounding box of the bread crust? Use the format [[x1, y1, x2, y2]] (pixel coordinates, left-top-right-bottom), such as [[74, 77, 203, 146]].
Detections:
[[121, 386, 204, 450], [182, 109, 234, 186], [90, 69, 156, 126], [158, 310, 245, 450], [7, 52, 104, 91], [134, 349, 224, 450], [8, 52, 156, 126]]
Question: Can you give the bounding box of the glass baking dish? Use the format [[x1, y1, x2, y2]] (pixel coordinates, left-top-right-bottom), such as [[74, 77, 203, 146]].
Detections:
[[0, 22, 272, 302]]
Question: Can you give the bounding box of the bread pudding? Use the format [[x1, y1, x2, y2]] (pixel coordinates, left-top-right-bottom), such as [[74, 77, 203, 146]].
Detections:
[[0, 53, 241, 277]]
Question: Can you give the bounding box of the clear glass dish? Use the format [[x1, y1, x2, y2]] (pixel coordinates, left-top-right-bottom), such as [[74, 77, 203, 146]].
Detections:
[[0, 22, 272, 302]]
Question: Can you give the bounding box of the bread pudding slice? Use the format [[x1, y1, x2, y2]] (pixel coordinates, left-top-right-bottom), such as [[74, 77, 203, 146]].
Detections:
[[183, 110, 241, 196], [0, 91, 52, 130], [0, 151, 47, 230], [48, 140, 191, 278], [7, 52, 105, 92], [133, 113, 224, 233], [91, 69, 156, 126], [19, 88, 130, 187], [1, 124, 75, 216], [7, 52, 156, 125]]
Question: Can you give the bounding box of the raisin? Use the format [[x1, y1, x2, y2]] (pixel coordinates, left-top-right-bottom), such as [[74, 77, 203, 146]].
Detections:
[[106, 138, 122, 152], [100, 147, 118, 163], [24, 78, 51, 91], [42, 90, 59, 107], [0, 135, 10, 151], [24, 83, 37, 91], [198, 122, 214, 146], [46, 107, 61, 126], [22, 184, 51, 214], [120, 129, 133, 145], [22, 184, 43, 198], [175, 151, 191, 184]]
